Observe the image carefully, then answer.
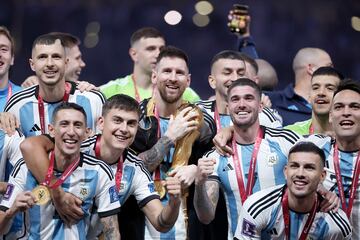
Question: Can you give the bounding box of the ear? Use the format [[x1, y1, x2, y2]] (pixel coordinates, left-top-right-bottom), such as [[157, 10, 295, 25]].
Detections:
[[208, 75, 216, 90], [97, 116, 104, 132], [306, 63, 315, 76], [48, 124, 55, 138], [151, 69, 157, 85], [29, 58, 35, 72], [85, 128, 93, 139], [319, 169, 326, 184], [186, 73, 191, 88], [10, 55, 14, 66], [253, 75, 260, 84], [283, 165, 288, 181], [329, 110, 333, 124], [129, 47, 137, 62]]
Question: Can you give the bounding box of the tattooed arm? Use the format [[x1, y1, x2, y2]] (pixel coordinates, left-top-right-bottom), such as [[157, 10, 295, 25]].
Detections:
[[100, 215, 121, 240], [194, 158, 219, 224], [138, 135, 174, 172]]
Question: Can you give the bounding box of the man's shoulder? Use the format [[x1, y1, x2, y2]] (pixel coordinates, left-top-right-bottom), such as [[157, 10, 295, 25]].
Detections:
[[284, 119, 312, 135], [4, 85, 37, 111], [263, 126, 302, 144], [323, 210, 352, 239], [182, 87, 200, 103], [100, 75, 132, 90], [81, 153, 114, 179]]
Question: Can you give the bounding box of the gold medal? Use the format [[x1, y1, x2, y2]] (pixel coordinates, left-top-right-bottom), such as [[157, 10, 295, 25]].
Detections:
[[154, 180, 166, 199], [32, 185, 50, 205]]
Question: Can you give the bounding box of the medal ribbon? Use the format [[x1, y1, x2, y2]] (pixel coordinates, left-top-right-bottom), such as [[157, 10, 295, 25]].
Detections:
[[214, 105, 221, 133], [333, 142, 360, 217], [153, 105, 162, 182], [309, 122, 314, 135], [38, 82, 71, 134], [232, 127, 263, 203], [6, 83, 12, 102], [44, 151, 80, 189], [282, 188, 318, 240], [95, 135, 123, 192]]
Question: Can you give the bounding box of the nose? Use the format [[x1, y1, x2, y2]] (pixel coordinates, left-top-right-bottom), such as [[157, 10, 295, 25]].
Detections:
[[67, 125, 76, 136], [295, 167, 305, 178], [80, 58, 86, 68], [46, 57, 54, 67], [119, 122, 128, 132], [342, 105, 352, 117]]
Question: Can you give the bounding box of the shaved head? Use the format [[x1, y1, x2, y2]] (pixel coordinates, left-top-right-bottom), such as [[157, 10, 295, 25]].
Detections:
[[292, 48, 332, 72]]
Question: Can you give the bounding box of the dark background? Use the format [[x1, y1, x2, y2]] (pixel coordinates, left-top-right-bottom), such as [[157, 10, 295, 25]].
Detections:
[[2, 0, 359, 99]]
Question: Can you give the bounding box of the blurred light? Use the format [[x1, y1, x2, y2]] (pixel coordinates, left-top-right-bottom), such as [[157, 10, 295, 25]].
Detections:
[[164, 10, 182, 25], [84, 33, 99, 48], [195, 1, 213, 15], [86, 21, 101, 34], [193, 13, 210, 27], [351, 16, 360, 31]]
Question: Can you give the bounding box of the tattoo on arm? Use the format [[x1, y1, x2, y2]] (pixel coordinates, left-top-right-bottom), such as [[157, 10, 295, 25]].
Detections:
[[195, 181, 219, 219], [138, 136, 173, 172], [101, 215, 120, 240]]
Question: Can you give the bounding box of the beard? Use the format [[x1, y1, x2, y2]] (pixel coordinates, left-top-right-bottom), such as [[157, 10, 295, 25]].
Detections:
[[158, 86, 185, 104]]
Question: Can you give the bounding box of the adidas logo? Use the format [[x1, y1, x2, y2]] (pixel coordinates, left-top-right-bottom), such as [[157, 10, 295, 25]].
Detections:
[[222, 163, 234, 171], [29, 124, 41, 132]]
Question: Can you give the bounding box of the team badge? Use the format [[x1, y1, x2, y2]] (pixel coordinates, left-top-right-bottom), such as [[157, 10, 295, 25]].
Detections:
[[267, 153, 279, 166], [242, 219, 256, 237], [148, 182, 155, 193], [109, 185, 119, 203], [79, 186, 90, 200], [3, 184, 14, 200]]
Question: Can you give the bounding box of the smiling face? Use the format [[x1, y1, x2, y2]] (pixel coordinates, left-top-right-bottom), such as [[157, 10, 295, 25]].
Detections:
[[152, 56, 190, 104], [64, 45, 85, 82], [228, 85, 262, 129], [98, 108, 139, 152], [330, 89, 360, 142], [310, 75, 340, 116], [284, 151, 326, 199], [209, 58, 246, 101], [49, 108, 87, 160], [30, 39, 67, 87], [0, 33, 14, 80]]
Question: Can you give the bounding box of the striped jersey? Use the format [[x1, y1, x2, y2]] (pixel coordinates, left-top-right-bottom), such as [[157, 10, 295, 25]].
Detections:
[[80, 134, 159, 239], [0, 153, 121, 240], [206, 126, 301, 239], [4, 82, 105, 137], [307, 135, 360, 240], [196, 99, 283, 130], [234, 185, 352, 239], [0, 81, 22, 111]]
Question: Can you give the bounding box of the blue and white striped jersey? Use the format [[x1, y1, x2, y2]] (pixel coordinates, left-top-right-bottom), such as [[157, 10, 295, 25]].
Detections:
[[307, 135, 360, 240], [4, 82, 105, 137], [206, 126, 301, 239], [196, 99, 283, 130], [234, 185, 352, 240], [0, 81, 22, 112], [0, 153, 120, 240]]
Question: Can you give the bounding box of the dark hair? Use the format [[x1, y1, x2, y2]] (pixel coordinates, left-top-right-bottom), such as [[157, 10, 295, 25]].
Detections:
[[156, 46, 189, 66], [311, 66, 344, 80], [102, 94, 140, 117], [0, 26, 15, 56], [227, 78, 262, 99], [48, 32, 80, 48], [239, 53, 258, 74], [333, 78, 360, 98], [52, 102, 87, 126], [288, 141, 325, 167], [210, 50, 245, 69], [32, 33, 65, 50], [130, 27, 164, 46]]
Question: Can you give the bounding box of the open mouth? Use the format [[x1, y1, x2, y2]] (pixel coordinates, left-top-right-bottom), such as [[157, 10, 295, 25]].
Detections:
[[114, 134, 129, 141], [44, 69, 58, 78], [339, 120, 354, 127], [315, 99, 329, 104]]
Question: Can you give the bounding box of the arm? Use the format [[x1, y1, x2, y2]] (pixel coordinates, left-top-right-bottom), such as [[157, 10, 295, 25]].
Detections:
[[142, 176, 181, 232], [76, 81, 99, 92], [20, 135, 84, 224], [0, 182, 7, 194], [0, 191, 36, 234], [0, 112, 20, 135], [212, 126, 234, 157], [138, 106, 199, 172], [100, 215, 121, 240], [193, 158, 219, 224]]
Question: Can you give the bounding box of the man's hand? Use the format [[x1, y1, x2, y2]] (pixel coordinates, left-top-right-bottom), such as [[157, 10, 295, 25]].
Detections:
[[212, 126, 234, 157], [0, 112, 20, 135], [261, 93, 272, 108], [8, 191, 36, 217], [0, 182, 7, 194], [164, 107, 199, 143], [195, 158, 216, 185], [76, 81, 99, 92], [21, 76, 39, 88], [163, 176, 181, 202], [168, 165, 197, 189], [318, 185, 340, 212], [51, 188, 84, 225]]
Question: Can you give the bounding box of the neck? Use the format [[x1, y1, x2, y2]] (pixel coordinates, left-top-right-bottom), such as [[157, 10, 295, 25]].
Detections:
[[294, 73, 311, 102], [100, 137, 123, 165], [311, 113, 332, 134], [133, 66, 153, 90], [234, 122, 260, 144], [39, 80, 65, 102], [287, 190, 317, 213], [0, 73, 9, 89], [336, 136, 360, 152], [154, 94, 182, 118], [54, 149, 79, 172], [215, 93, 228, 114]]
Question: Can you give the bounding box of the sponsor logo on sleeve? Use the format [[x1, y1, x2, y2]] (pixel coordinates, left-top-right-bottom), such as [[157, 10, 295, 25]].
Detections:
[[3, 184, 14, 200], [148, 182, 155, 193], [242, 219, 256, 237], [109, 185, 119, 203]]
